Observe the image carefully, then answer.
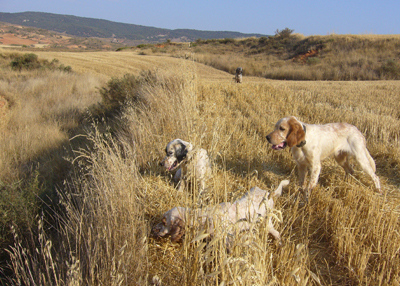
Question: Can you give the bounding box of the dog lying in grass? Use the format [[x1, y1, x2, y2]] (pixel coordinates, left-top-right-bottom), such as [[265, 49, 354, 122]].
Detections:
[[152, 180, 289, 243]]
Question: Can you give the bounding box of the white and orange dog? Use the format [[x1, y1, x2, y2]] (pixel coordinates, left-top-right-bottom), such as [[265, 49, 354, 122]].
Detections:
[[152, 180, 289, 243], [266, 116, 381, 199]]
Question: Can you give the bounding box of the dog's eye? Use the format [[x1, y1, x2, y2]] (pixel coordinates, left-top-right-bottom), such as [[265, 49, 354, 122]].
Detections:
[[279, 127, 285, 131], [168, 151, 173, 156]]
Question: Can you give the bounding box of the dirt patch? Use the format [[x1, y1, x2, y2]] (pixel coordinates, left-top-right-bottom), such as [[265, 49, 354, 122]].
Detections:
[[0, 33, 37, 46], [293, 49, 319, 64], [67, 45, 87, 49], [0, 23, 73, 48]]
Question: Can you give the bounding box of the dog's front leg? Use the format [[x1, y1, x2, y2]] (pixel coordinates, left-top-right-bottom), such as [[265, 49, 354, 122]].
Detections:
[[174, 168, 182, 183], [297, 163, 308, 190], [267, 217, 280, 242], [306, 162, 321, 200], [178, 179, 186, 192]]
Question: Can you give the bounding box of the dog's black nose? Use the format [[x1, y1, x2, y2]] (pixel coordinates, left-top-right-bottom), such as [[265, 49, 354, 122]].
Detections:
[[266, 135, 271, 143]]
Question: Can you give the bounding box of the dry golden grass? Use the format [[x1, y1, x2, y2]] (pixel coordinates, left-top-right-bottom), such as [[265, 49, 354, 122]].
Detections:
[[0, 59, 102, 183], [2, 49, 400, 285]]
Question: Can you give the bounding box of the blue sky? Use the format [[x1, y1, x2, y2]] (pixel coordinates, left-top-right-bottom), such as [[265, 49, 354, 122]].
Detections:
[[2, 0, 399, 36]]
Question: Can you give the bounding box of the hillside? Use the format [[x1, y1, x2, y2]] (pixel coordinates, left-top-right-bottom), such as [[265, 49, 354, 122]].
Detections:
[[0, 12, 267, 43], [2, 22, 400, 80], [0, 21, 125, 49], [113, 31, 400, 81]]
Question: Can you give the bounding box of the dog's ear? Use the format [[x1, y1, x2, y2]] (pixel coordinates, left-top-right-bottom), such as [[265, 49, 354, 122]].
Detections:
[[170, 217, 185, 243], [175, 143, 188, 162], [286, 118, 305, 147], [152, 216, 168, 237]]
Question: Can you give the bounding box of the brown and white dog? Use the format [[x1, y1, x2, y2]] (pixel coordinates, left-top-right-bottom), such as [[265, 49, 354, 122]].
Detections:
[[160, 139, 211, 193], [266, 116, 381, 199], [152, 180, 289, 243]]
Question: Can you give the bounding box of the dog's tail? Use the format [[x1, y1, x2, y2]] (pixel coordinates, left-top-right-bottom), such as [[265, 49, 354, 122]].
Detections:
[[273, 180, 290, 198], [365, 149, 376, 173]]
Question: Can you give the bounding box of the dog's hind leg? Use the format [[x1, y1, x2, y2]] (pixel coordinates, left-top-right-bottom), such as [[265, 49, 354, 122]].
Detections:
[[334, 151, 354, 175], [354, 149, 381, 193]]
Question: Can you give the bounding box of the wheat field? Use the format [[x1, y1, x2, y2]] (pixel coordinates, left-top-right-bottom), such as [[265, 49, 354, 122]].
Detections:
[[1, 49, 400, 285]]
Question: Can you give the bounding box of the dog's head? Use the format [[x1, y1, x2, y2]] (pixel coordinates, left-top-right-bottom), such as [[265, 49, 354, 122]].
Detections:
[[160, 139, 191, 171], [152, 207, 186, 243], [266, 116, 306, 149]]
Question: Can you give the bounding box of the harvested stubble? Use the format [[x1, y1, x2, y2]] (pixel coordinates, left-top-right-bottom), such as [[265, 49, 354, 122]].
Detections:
[[5, 55, 400, 285]]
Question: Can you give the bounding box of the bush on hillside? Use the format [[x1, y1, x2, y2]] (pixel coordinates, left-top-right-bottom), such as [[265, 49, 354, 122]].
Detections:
[[10, 53, 41, 70], [274, 27, 294, 39], [9, 53, 72, 72], [98, 74, 140, 114]]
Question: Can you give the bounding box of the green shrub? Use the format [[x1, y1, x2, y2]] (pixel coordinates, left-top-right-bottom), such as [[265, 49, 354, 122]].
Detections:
[[10, 53, 41, 70], [58, 64, 72, 73], [9, 53, 73, 73], [98, 74, 140, 114], [116, 47, 130, 52], [259, 36, 268, 44], [220, 38, 235, 44], [274, 28, 294, 39], [307, 57, 320, 65]]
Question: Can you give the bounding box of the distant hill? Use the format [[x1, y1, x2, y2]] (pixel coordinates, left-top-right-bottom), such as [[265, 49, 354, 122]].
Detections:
[[0, 12, 267, 43]]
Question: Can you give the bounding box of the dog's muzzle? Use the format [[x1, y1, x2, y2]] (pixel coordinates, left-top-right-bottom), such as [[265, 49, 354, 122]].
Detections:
[[272, 142, 287, 150], [266, 135, 287, 150]]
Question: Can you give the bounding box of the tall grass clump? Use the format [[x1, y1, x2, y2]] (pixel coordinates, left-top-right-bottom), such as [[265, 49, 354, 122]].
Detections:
[[118, 67, 199, 168]]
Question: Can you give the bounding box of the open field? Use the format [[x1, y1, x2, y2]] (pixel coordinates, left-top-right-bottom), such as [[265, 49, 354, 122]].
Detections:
[[1, 48, 400, 285], [33, 50, 237, 81]]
